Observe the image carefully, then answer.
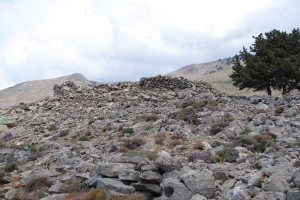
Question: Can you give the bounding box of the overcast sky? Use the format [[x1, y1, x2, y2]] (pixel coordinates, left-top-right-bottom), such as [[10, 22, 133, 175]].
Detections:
[[0, 0, 299, 90]]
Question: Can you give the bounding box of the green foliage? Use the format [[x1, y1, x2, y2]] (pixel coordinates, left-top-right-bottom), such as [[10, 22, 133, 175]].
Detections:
[[230, 28, 300, 95], [123, 128, 134, 133], [78, 136, 90, 141], [294, 141, 300, 147], [181, 100, 194, 108], [5, 161, 18, 172], [121, 150, 157, 160], [192, 101, 206, 109], [175, 107, 200, 125], [239, 128, 252, 135], [209, 121, 229, 135], [215, 147, 239, 162]]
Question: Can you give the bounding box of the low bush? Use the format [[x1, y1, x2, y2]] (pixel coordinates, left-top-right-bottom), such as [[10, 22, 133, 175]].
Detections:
[[146, 113, 158, 122], [154, 133, 166, 145], [294, 141, 300, 147], [187, 151, 211, 163], [193, 141, 205, 150], [123, 128, 134, 134], [274, 106, 285, 115], [119, 137, 146, 151], [48, 125, 58, 131], [239, 128, 252, 135], [79, 136, 90, 141], [4, 161, 18, 172], [192, 101, 206, 109], [19, 175, 51, 200], [60, 178, 86, 193], [215, 147, 239, 162], [121, 150, 157, 160], [168, 139, 183, 148], [209, 121, 228, 135], [253, 133, 274, 143], [181, 100, 194, 108], [175, 107, 200, 125]]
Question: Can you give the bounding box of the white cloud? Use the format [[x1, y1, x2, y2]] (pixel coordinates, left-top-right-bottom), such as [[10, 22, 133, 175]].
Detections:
[[0, 0, 299, 89]]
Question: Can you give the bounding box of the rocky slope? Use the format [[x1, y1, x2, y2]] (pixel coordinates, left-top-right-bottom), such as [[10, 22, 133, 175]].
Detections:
[[0, 75, 299, 200], [0, 73, 90, 108]]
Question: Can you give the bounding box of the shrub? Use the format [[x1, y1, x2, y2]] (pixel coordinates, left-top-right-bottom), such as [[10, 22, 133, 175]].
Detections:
[[85, 130, 92, 136], [203, 99, 218, 107], [274, 106, 285, 115], [215, 147, 239, 162], [294, 141, 300, 147], [187, 151, 211, 163], [59, 129, 69, 137], [176, 107, 200, 125], [0, 139, 6, 148], [211, 155, 222, 163], [119, 137, 146, 150], [52, 136, 58, 141], [154, 133, 166, 145], [253, 109, 268, 114], [4, 161, 18, 172], [19, 175, 51, 200], [48, 125, 58, 131], [192, 101, 206, 109], [168, 139, 183, 148], [123, 128, 134, 134], [253, 133, 274, 143], [60, 178, 86, 193], [146, 113, 158, 121], [79, 136, 90, 141], [209, 121, 228, 135], [239, 128, 252, 135], [193, 141, 205, 150], [121, 150, 157, 160], [181, 100, 194, 108]]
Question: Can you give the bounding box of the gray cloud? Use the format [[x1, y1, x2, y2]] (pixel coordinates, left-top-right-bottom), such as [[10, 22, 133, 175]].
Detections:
[[0, 0, 299, 89]]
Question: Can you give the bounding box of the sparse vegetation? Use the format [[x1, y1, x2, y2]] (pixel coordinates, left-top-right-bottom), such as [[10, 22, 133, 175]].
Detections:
[[119, 137, 146, 151], [79, 136, 90, 141], [19, 175, 51, 200], [154, 133, 166, 145], [123, 128, 134, 134], [215, 147, 239, 162], [193, 141, 205, 150], [274, 106, 285, 115], [168, 139, 183, 148], [60, 178, 86, 193], [48, 125, 58, 131], [4, 161, 18, 172], [187, 151, 211, 163], [106, 193, 147, 200]]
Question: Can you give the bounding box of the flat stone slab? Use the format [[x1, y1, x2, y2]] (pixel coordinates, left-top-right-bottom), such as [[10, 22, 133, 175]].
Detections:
[[96, 177, 135, 194]]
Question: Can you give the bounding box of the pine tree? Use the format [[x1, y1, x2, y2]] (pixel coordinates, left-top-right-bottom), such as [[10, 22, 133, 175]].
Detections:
[[230, 28, 300, 95]]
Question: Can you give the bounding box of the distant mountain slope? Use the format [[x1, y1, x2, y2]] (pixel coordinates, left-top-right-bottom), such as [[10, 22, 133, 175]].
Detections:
[[0, 73, 90, 108], [167, 57, 257, 95]]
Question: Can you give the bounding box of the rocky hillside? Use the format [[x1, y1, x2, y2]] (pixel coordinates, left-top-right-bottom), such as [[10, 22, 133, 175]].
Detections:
[[0, 75, 299, 200], [0, 73, 90, 108]]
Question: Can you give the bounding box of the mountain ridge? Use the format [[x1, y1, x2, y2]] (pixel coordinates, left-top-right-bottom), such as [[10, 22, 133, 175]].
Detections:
[[0, 73, 90, 108]]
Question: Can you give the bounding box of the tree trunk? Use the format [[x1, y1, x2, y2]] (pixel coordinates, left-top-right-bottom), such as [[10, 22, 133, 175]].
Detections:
[[266, 86, 272, 96], [282, 85, 287, 95]]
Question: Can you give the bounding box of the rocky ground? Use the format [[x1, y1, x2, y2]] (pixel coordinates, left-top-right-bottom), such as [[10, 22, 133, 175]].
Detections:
[[0, 75, 299, 200]]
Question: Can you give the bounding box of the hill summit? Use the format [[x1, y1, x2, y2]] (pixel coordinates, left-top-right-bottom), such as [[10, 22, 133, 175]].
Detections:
[[0, 73, 90, 108]]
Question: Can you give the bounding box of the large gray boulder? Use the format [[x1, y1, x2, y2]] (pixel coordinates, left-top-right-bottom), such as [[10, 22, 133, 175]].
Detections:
[[182, 169, 216, 199], [95, 163, 136, 177], [253, 191, 286, 200], [155, 151, 182, 172], [118, 169, 140, 181], [156, 178, 193, 200], [139, 171, 162, 184], [96, 177, 135, 194], [263, 176, 290, 193], [132, 182, 162, 194]]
